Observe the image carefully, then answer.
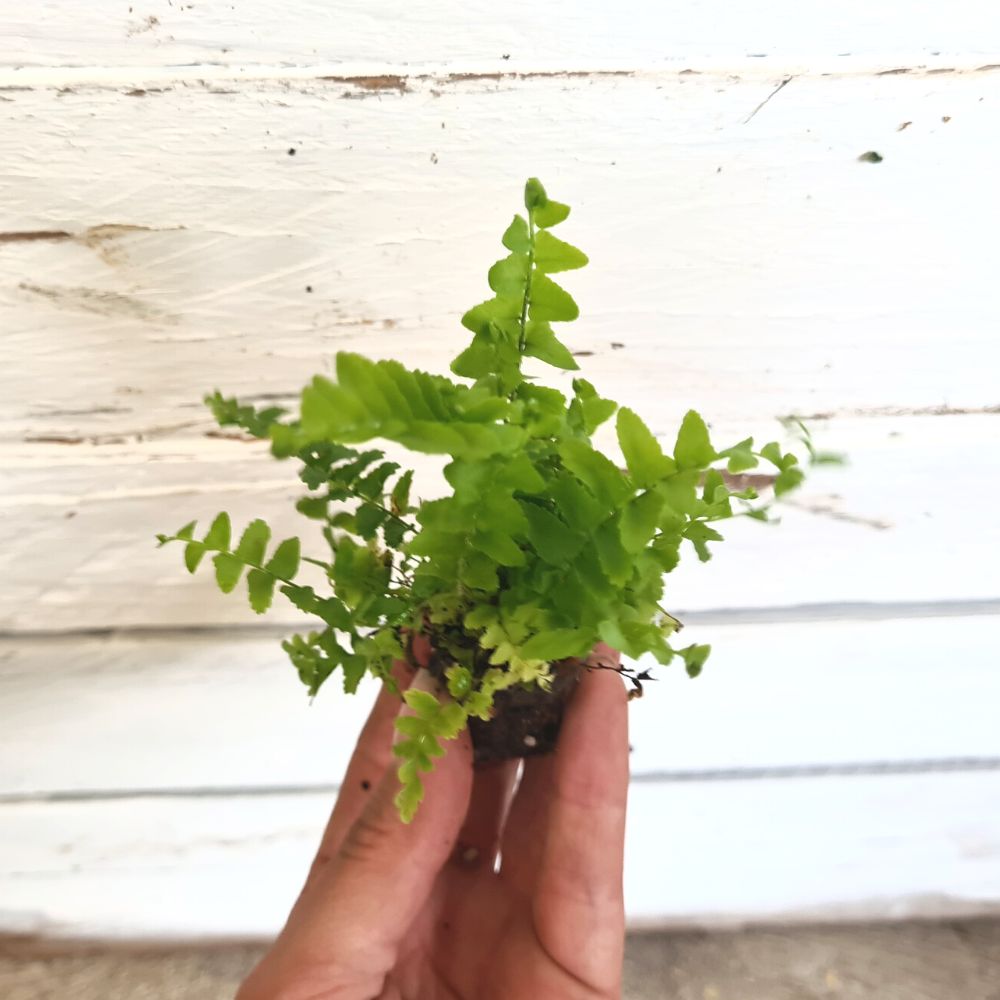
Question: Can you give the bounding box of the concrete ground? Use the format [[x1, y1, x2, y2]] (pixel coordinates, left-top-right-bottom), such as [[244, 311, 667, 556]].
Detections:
[[2, 920, 999, 999]]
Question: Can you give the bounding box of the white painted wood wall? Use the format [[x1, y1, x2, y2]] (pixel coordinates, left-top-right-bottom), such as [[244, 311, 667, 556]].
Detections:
[[2, 1, 999, 941]]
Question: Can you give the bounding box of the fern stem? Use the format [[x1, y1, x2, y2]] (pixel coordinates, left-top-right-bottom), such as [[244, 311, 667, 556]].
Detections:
[[517, 211, 535, 356], [363, 496, 417, 535]]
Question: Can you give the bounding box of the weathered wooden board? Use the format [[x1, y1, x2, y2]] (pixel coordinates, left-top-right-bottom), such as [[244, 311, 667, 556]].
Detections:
[[3, 614, 997, 798], [2, 414, 997, 630], [3, 3, 999, 941], [5, 1, 999, 77], [3, 770, 998, 939], [2, 72, 997, 452]]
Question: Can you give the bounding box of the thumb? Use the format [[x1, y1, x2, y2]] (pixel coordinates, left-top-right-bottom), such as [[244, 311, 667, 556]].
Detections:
[[248, 671, 473, 993]]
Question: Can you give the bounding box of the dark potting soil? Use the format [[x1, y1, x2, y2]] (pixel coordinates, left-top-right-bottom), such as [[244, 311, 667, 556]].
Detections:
[[423, 649, 582, 764], [468, 663, 582, 763]]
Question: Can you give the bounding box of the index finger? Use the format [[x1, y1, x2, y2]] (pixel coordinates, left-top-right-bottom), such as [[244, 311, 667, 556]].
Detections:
[[531, 656, 629, 986]]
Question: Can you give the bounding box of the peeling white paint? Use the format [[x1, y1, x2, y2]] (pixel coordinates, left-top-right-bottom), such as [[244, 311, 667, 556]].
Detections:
[[4, 1, 999, 78]]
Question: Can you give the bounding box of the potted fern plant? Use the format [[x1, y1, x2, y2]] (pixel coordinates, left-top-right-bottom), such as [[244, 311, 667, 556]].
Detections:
[[157, 179, 806, 820]]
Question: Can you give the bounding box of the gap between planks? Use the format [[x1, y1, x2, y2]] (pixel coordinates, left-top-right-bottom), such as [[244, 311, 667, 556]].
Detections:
[[4, 61, 1000, 91], [4, 772, 999, 936], [4, 757, 1000, 806]]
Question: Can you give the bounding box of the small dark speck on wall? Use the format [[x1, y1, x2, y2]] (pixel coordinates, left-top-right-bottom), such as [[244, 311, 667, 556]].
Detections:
[[502, 53, 510, 60], [942, 115, 952, 123], [430, 152, 439, 164], [611, 342, 625, 350], [287, 147, 296, 156], [305, 285, 313, 293], [858, 150, 883, 163]]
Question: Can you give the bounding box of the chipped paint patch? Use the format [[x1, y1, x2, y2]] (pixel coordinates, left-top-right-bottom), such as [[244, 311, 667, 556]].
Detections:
[[1, 223, 182, 265], [320, 74, 408, 94], [78, 223, 174, 265], [125, 15, 160, 38]]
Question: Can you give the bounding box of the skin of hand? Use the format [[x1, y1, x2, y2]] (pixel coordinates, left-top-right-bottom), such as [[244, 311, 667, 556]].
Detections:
[[238, 644, 629, 1000]]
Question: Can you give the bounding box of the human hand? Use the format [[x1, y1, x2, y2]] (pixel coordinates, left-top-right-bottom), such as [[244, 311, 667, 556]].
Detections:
[[238, 646, 628, 1000]]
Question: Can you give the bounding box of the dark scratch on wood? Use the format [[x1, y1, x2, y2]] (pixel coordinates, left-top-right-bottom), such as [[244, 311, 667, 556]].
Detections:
[[1, 224, 180, 266], [744, 76, 793, 124], [26, 419, 206, 447], [720, 471, 777, 492], [0, 231, 72, 244], [445, 70, 632, 83], [18, 281, 178, 324], [23, 435, 85, 445], [241, 391, 297, 404], [785, 498, 892, 531], [319, 70, 632, 94], [31, 406, 132, 418], [877, 67, 912, 76], [791, 404, 1000, 420], [445, 72, 504, 83], [720, 472, 888, 531], [204, 429, 258, 442]]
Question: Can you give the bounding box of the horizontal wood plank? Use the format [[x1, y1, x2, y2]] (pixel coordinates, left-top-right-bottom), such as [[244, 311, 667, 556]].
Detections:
[[3, 770, 999, 938], [5, 1, 999, 78], [2, 414, 996, 630], [2, 73, 997, 449], [3, 614, 998, 797]]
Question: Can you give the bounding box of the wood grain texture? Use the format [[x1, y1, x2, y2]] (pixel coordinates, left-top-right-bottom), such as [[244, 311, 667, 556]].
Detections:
[[2, 73, 997, 448], [5, 1, 999, 78], [3, 414, 997, 630], [3, 771, 999, 939], [2, 70, 998, 631]]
